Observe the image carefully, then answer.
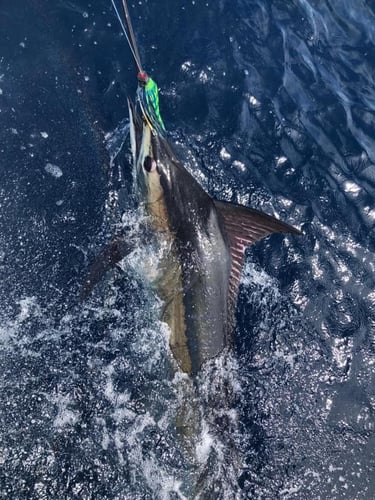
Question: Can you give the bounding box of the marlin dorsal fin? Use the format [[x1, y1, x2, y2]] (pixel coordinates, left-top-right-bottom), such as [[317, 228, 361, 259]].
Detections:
[[214, 199, 301, 316]]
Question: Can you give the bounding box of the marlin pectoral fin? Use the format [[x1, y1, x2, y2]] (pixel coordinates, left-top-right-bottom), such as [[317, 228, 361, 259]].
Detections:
[[215, 199, 301, 319], [80, 236, 136, 300]]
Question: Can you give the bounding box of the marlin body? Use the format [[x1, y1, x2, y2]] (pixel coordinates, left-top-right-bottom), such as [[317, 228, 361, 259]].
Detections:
[[128, 102, 230, 375], [116, 100, 300, 376]]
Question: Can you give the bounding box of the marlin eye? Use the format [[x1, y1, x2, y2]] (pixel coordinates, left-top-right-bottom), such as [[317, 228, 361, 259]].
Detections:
[[143, 156, 153, 172], [143, 156, 157, 172]]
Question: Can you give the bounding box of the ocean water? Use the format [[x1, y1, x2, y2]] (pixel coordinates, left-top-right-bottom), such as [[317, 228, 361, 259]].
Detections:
[[0, 0, 374, 498]]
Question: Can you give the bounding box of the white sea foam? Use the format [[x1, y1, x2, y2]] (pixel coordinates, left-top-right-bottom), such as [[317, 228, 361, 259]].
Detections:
[[199, 70, 208, 83], [242, 261, 279, 290], [247, 94, 260, 106], [52, 393, 79, 429], [45, 163, 63, 178], [343, 181, 361, 194], [276, 155, 288, 166], [220, 147, 231, 161], [181, 60, 193, 72], [195, 421, 214, 464], [364, 206, 375, 220], [232, 160, 246, 171]]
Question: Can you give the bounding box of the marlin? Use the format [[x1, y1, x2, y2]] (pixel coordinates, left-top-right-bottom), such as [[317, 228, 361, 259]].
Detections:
[[83, 103, 300, 375], [133, 104, 302, 374], [83, 0, 301, 376]]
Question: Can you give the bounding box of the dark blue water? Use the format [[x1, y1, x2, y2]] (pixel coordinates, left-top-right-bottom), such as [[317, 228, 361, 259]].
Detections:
[[1, 1, 374, 498]]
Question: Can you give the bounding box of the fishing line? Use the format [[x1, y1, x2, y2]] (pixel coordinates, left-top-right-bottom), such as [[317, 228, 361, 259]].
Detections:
[[110, 0, 143, 73], [121, 0, 143, 73]]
